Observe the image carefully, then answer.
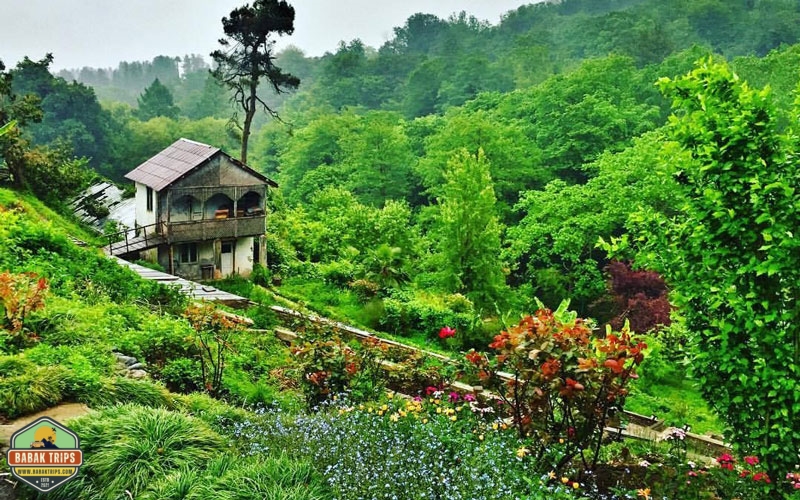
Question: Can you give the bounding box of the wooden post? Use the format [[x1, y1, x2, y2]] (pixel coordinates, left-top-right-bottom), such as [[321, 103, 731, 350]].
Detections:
[[169, 245, 174, 275], [214, 239, 222, 279]]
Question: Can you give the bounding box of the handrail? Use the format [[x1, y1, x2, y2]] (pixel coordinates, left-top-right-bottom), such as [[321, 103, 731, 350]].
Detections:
[[106, 223, 159, 256]]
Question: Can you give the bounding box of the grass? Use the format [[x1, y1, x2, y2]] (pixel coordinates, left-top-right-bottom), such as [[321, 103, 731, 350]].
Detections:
[[626, 377, 723, 436], [46, 405, 225, 500], [0, 187, 104, 246]]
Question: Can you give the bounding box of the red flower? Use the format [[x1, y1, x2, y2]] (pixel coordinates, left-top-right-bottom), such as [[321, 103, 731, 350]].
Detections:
[[439, 326, 456, 339], [465, 351, 483, 365], [744, 456, 759, 466], [425, 386, 438, 396], [752, 472, 770, 483], [541, 358, 561, 378]]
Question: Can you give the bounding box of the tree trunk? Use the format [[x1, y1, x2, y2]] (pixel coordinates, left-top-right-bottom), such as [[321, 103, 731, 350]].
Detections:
[[240, 80, 258, 164]]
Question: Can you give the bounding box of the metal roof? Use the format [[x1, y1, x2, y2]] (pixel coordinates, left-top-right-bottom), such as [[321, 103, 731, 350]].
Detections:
[[123, 138, 276, 191]]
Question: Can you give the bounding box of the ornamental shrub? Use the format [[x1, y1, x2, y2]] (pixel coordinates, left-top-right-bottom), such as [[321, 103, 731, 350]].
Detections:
[[463, 300, 646, 474]]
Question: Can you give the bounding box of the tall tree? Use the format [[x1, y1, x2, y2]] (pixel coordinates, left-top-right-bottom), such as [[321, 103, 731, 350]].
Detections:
[[432, 148, 505, 308], [136, 78, 180, 120], [211, 0, 300, 163], [0, 59, 43, 189], [627, 59, 800, 483]]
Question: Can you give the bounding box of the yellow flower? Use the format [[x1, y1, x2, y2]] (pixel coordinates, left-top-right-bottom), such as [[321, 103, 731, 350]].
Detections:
[[492, 423, 499, 431], [516, 447, 529, 458], [381, 404, 388, 411], [436, 407, 442, 414], [377, 410, 384, 416], [358, 404, 365, 410], [478, 434, 484, 441], [637, 488, 651, 500], [422, 418, 428, 424], [572, 482, 579, 489], [389, 413, 399, 422], [559, 438, 565, 444], [501, 423, 508, 430], [561, 477, 569, 484], [387, 393, 393, 399], [547, 471, 556, 480], [433, 399, 441, 405], [399, 410, 407, 417], [450, 415, 457, 422]]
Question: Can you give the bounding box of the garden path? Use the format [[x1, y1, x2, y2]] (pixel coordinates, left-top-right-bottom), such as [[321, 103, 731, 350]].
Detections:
[[0, 403, 92, 453]]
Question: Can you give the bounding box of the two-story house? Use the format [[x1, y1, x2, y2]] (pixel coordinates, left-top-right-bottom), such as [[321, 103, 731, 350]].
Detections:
[[116, 138, 276, 280]]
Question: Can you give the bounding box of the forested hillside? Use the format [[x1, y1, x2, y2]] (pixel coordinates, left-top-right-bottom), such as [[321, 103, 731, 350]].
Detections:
[[2, 0, 800, 497]]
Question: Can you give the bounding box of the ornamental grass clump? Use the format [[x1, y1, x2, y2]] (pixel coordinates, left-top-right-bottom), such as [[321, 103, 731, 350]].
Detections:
[[47, 405, 224, 500], [463, 299, 646, 474]]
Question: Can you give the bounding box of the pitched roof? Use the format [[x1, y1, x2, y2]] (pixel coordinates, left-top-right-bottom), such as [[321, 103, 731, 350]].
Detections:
[[124, 138, 277, 191]]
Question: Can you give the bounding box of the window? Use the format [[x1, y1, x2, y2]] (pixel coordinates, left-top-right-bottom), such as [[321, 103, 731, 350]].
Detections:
[[178, 243, 198, 263], [146, 187, 154, 212]]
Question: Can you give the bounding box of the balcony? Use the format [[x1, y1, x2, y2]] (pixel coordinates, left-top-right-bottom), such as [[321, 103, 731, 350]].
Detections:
[[165, 214, 265, 243]]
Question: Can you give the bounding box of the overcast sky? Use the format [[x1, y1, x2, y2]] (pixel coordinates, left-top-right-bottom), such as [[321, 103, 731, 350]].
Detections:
[[1, 1, 532, 71]]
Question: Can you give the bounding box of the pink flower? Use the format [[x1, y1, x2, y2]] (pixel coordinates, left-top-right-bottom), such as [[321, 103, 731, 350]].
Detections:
[[752, 472, 770, 483], [439, 326, 456, 339], [449, 392, 459, 403], [425, 386, 438, 396], [463, 393, 476, 402], [744, 456, 759, 466]]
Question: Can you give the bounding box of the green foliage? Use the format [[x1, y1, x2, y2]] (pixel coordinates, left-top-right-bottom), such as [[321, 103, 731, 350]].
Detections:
[[506, 132, 683, 315], [47, 405, 225, 500], [0, 364, 68, 419], [379, 291, 478, 347], [430, 148, 506, 308], [136, 77, 180, 120], [115, 314, 197, 371], [628, 58, 800, 480], [463, 301, 647, 473]]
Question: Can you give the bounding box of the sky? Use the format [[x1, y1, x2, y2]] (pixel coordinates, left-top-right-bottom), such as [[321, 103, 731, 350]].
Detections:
[[1, 0, 532, 71]]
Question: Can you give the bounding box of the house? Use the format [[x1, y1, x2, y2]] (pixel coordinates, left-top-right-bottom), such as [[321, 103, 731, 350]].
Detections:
[[118, 138, 276, 280]]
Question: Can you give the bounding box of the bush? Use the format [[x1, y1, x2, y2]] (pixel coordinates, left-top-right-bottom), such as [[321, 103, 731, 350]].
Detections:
[[462, 300, 647, 474], [115, 315, 197, 371], [318, 260, 357, 288], [47, 405, 224, 500], [77, 377, 174, 409], [161, 357, 203, 393], [379, 292, 478, 345], [0, 365, 69, 419]]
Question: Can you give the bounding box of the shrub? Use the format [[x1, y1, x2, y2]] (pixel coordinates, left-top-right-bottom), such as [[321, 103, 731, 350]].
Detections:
[[47, 405, 224, 500], [184, 304, 248, 397], [161, 357, 203, 393], [378, 292, 478, 344], [318, 259, 357, 288], [292, 326, 386, 408], [115, 315, 197, 371], [462, 300, 647, 474], [0, 365, 68, 419], [77, 377, 173, 409], [0, 271, 48, 350], [251, 263, 271, 288]]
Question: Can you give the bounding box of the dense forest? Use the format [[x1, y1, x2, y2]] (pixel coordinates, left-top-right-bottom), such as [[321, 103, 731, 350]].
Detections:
[[2, 0, 800, 498]]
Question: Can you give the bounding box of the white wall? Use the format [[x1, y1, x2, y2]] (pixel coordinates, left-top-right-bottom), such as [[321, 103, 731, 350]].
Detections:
[[134, 182, 157, 228], [235, 237, 255, 277]]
